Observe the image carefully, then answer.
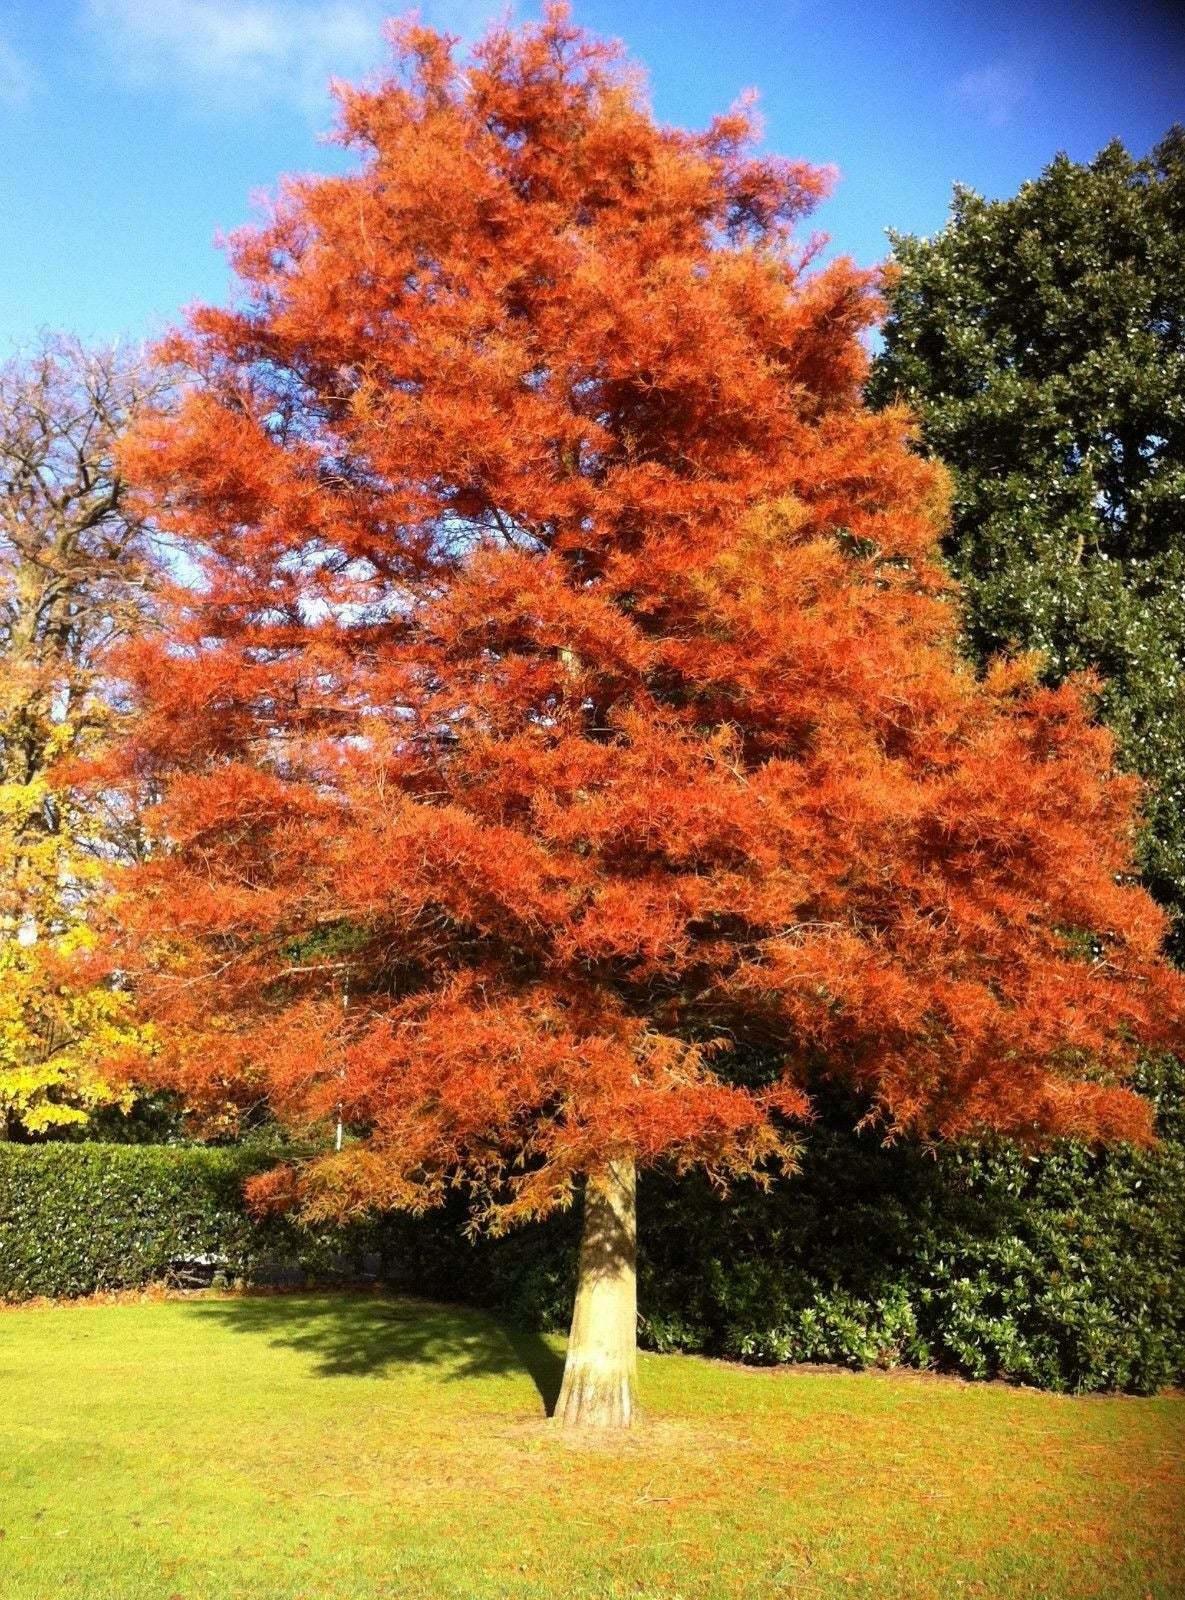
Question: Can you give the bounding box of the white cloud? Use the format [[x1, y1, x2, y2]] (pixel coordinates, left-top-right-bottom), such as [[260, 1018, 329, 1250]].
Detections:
[[82, 1, 396, 112], [0, 33, 40, 106], [950, 62, 1031, 129]]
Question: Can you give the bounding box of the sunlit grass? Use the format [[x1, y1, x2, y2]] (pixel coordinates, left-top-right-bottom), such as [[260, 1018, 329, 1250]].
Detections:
[[1, 1291, 1180, 1598]]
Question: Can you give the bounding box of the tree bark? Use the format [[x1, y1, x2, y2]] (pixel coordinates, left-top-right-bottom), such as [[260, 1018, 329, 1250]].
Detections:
[[554, 1156, 637, 1427]]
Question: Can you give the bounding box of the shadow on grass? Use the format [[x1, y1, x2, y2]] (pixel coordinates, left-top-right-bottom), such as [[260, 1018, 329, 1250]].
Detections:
[[182, 1292, 566, 1413]]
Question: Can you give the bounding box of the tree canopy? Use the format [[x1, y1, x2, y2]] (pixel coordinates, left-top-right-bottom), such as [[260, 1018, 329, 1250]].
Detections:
[[106, 8, 1183, 1219]]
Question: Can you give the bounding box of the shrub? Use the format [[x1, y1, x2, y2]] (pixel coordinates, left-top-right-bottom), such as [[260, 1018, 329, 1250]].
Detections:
[[0, 1144, 386, 1298]]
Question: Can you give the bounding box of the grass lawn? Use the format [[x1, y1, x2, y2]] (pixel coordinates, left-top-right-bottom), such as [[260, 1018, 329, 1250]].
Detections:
[[0, 1292, 1181, 1600]]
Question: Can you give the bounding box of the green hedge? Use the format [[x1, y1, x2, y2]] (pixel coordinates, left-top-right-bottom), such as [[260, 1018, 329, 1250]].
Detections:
[[3, 1059, 1182, 1393], [0, 1144, 394, 1298], [635, 1075, 1185, 1396]]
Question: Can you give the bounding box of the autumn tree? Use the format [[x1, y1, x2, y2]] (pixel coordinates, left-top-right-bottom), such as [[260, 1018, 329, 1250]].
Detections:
[[0, 336, 162, 1137], [870, 130, 1185, 949], [109, 9, 1183, 1425]]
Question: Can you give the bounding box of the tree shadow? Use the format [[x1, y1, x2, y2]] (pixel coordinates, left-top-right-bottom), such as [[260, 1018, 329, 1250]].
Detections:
[[182, 1292, 566, 1414]]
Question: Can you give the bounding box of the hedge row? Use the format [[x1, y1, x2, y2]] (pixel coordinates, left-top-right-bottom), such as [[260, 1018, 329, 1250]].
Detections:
[[3, 1059, 1182, 1394], [0, 1144, 375, 1297]]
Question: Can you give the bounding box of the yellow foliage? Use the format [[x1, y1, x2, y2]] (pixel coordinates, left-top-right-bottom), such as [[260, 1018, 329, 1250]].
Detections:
[[0, 933, 154, 1135], [0, 766, 152, 1137]]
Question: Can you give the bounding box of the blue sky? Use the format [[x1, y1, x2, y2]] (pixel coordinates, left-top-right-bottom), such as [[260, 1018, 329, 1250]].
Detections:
[[0, 1, 1182, 354]]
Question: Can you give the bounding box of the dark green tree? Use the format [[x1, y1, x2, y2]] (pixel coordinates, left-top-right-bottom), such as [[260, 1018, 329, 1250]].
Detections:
[[870, 129, 1185, 949]]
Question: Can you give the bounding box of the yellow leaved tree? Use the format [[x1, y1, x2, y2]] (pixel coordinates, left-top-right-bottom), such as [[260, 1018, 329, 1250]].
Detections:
[[0, 337, 166, 1137]]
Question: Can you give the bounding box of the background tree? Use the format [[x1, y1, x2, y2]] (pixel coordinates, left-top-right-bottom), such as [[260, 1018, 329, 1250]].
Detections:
[[0, 336, 163, 1137], [109, 8, 1182, 1425], [869, 130, 1185, 949]]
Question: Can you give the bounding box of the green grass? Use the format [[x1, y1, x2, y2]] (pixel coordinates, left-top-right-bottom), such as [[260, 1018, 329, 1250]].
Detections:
[[0, 1293, 1180, 1599]]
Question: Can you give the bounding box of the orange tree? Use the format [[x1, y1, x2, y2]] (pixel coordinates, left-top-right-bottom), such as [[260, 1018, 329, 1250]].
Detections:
[[108, 8, 1183, 1425]]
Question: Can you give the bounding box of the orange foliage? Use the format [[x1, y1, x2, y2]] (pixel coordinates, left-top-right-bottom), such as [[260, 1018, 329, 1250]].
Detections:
[[108, 7, 1181, 1225]]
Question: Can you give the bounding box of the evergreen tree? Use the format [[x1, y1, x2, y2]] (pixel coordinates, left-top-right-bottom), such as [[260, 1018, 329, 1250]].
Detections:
[[871, 130, 1185, 947]]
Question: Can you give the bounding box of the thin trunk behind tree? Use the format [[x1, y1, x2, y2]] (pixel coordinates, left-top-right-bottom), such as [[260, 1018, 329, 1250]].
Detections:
[[554, 1156, 637, 1427]]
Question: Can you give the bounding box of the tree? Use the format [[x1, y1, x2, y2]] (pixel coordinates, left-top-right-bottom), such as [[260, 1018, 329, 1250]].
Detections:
[[0, 336, 162, 1136], [869, 130, 1185, 950], [109, 8, 1182, 1425]]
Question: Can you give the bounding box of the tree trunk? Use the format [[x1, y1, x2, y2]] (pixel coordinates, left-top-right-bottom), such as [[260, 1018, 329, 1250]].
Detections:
[[554, 1156, 637, 1428]]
